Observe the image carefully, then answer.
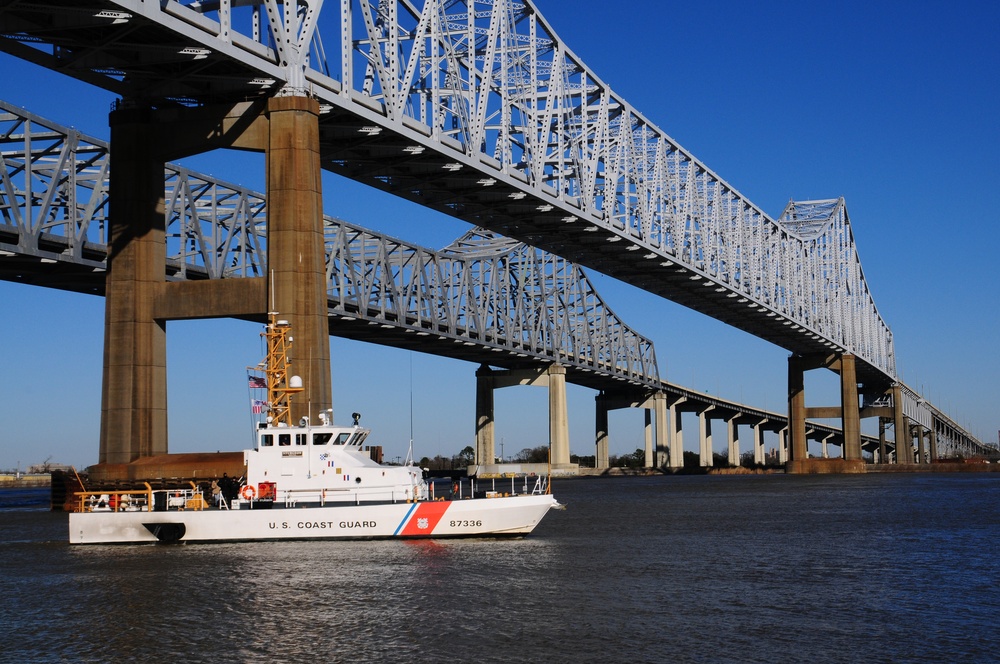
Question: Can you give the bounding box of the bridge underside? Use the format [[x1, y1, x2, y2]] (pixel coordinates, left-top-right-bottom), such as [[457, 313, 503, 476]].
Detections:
[[314, 108, 894, 386]]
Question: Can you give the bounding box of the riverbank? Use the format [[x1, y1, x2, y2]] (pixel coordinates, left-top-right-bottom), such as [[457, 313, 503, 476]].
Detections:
[[0, 474, 51, 488]]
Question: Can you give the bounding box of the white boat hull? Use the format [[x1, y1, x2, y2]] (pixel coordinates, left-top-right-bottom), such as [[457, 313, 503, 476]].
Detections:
[[69, 494, 559, 544]]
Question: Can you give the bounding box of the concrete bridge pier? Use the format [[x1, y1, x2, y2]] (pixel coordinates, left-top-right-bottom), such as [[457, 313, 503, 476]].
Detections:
[[643, 409, 654, 468], [475, 364, 496, 465], [548, 364, 570, 466], [727, 415, 740, 466], [698, 406, 714, 467], [99, 97, 331, 466], [878, 419, 888, 463], [892, 384, 913, 464], [473, 363, 575, 471], [101, 107, 170, 464], [595, 394, 610, 468], [653, 393, 668, 467], [787, 353, 863, 473], [668, 396, 685, 469], [753, 420, 766, 465], [593, 390, 668, 469]]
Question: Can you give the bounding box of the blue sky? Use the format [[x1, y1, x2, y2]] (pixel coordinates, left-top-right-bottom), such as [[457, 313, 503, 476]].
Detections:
[[3, 0, 998, 470]]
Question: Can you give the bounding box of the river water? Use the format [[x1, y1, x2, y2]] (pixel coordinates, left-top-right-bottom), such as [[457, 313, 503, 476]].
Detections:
[[3, 473, 998, 663]]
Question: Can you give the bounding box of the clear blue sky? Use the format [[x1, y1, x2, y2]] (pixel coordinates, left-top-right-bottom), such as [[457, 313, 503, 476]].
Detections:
[[3, 0, 998, 470]]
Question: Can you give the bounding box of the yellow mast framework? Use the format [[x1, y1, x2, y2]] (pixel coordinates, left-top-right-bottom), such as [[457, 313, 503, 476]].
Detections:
[[258, 314, 303, 426]]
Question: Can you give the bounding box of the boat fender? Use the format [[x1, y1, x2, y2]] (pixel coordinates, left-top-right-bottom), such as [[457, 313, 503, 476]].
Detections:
[[241, 485, 256, 501]]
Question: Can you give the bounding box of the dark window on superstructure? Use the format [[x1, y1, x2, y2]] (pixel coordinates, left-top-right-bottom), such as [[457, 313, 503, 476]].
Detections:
[[261, 434, 274, 447], [334, 433, 351, 445], [296, 434, 307, 446], [313, 432, 333, 445], [279, 434, 291, 446]]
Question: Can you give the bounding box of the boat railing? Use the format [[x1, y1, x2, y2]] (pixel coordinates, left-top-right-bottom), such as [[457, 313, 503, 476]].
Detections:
[[73, 482, 210, 513], [453, 475, 549, 499], [277, 486, 420, 507], [74, 482, 154, 513]]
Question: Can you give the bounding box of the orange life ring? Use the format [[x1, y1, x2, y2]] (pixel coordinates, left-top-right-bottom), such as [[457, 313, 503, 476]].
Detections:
[[241, 484, 256, 500]]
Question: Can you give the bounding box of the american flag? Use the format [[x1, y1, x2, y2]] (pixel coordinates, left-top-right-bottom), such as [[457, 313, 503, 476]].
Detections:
[[248, 376, 267, 389], [251, 399, 268, 414]]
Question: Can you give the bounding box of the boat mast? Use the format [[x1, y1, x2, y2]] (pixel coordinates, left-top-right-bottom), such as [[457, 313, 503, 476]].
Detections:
[[262, 313, 303, 426]]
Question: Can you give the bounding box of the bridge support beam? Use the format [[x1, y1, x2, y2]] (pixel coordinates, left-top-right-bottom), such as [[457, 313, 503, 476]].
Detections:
[[787, 355, 808, 464], [595, 393, 609, 469], [264, 97, 332, 424], [915, 425, 927, 464], [698, 406, 714, 467], [727, 416, 740, 467], [595, 390, 669, 470], [753, 421, 766, 465], [643, 410, 653, 468], [547, 364, 570, 466], [100, 108, 169, 464], [475, 365, 496, 465], [878, 419, 888, 463], [839, 354, 862, 460], [787, 353, 864, 473], [892, 384, 912, 464], [99, 97, 330, 465], [654, 392, 668, 468], [669, 397, 685, 469], [476, 364, 576, 472]]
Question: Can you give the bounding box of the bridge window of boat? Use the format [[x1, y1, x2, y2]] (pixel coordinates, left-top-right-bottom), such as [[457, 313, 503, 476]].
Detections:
[[353, 431, 369, 446], [279, 434, 291, 446], [334, 433, 351, 445], [261, 434, 274, 447], [295, 433, 307, 446], [312, 432, 333, 445]]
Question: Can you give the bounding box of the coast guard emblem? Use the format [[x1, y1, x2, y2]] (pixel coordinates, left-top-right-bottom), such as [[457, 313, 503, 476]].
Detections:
[[417, 518, 429, 529]]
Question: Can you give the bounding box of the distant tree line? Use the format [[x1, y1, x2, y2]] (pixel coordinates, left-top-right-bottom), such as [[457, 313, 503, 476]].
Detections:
[[402, 443, 792, 471]]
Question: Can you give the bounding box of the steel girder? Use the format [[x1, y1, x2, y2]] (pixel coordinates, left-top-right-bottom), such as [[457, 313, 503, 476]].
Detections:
[[0, 97, 659, 389], [0, 0, 896, 385]]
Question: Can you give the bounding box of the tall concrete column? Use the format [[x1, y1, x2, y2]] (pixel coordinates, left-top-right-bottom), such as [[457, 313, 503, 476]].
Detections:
[[840, 354, 862, 460], [753, 421, 765, 465], [916, 426, 926, 464], [929, 425, 938, 462], [892, 384, 910, 464], [265, 96, 331, 423], [643, 409, 654, 468], [548, 364, 570, 466], [475, 365, 496, 465], [787, 355, 808, 462], [100, 107, 168, 464], [654, 392, 668, 468], [878, 419, 887, 464], [779, 429, 788, 464], [595, 393, 609, 469], [727, 416, 739, 467], [699, 407, 714, 467], [669, 399, 684, 469]]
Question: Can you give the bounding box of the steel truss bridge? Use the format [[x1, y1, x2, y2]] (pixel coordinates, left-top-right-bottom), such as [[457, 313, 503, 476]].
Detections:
[[1, 99, 991, 461], [0, 0, 991, 458], [0, 98, 658, 390]]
